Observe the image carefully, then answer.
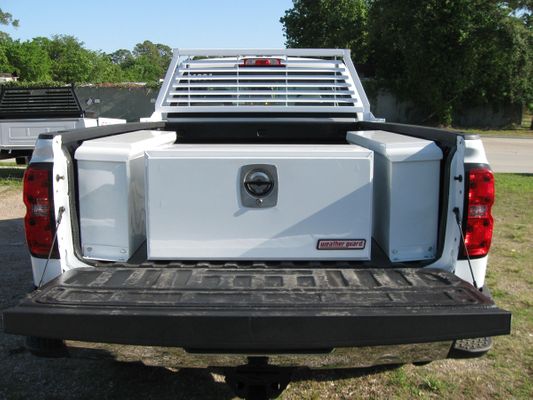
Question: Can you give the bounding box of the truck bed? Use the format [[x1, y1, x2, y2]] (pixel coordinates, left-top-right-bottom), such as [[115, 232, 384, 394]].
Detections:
[[43, 119, 467, 268]]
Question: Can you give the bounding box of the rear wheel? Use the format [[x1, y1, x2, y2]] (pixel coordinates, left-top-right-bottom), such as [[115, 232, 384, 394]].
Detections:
[[15, 156, 30, 165], [449, 337, 492, 358], [413, 361, 432, 366]]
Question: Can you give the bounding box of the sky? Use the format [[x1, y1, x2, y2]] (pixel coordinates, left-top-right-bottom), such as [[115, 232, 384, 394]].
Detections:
[[1, 0, 294, 53]]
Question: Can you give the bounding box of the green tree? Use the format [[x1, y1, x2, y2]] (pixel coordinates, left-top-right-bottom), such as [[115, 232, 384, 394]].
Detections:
[[280, 0, 369, 62], [505, 0, 532, 26], [280, 0, 532, 126], [464, 13, 532, 107], [6, 40, 52, 81], [0, 8, 17, 73], [109, 49, 134, 67], [127, 40, 172, 81], [0, 35, 12, 73], [44, 35, 94, 82], [88, 52, 124, 83], [368, 0, 532, 125], [0, 8, 19, 27]]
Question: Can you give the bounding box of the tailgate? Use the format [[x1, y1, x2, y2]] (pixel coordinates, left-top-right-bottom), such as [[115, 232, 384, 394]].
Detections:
[[3, 267, 510, 351]]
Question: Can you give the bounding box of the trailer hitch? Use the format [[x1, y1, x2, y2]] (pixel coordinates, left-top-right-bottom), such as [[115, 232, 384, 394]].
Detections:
[[224, 357, 295, 400]]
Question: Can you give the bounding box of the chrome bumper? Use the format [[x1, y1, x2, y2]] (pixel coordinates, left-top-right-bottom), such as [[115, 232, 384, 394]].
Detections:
[[65, 340, 453, 369]]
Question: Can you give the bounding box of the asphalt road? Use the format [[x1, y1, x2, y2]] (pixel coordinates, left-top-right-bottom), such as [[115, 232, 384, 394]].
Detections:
[[481, 137, 533, 173]]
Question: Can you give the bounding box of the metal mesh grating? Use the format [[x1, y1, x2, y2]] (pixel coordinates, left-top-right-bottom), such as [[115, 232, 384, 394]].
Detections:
[[0, 86, 84, 119], [156, 49, 369, 117]]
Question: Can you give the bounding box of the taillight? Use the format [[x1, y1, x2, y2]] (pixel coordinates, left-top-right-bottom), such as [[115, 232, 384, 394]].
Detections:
[[23, 163, 58, 258], [239, 58, 285, 67], [461, 167, 495, 258]]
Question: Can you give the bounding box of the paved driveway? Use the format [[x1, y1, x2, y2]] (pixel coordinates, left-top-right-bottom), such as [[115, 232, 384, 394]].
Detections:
[[481, 137, 533, 173]]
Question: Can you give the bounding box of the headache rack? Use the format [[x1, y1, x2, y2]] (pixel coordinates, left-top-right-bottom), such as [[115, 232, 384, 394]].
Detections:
[[156, 49, 372, 120], [0, 86, 84, 119]]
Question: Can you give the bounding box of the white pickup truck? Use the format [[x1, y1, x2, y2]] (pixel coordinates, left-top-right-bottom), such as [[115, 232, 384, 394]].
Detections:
[[0, 85, 125, 162], [3, 49, 510, 399]]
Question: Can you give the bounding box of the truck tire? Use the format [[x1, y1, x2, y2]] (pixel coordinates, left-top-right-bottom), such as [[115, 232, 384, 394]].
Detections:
[[15, 156, 30, 165]]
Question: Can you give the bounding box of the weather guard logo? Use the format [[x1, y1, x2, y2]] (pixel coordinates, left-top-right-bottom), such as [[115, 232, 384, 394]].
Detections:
[[316, 239, 366, 250]]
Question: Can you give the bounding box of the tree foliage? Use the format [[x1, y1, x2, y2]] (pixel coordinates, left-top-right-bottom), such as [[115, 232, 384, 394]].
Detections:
[[280, 0, 369, 62], [368, 0, 532, 124], [0, 7, 169, 84], [127, 41, 172, 81], [0, 34, 172, 84], [5, 40, 52, 81], [0, 8, 19, 27], [281, 0, 533, 125]]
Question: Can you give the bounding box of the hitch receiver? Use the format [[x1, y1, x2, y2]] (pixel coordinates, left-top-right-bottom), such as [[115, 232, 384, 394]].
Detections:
[[224, 357, 295, 400]]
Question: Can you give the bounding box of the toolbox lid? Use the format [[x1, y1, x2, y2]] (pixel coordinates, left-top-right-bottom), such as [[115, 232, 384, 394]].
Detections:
[[346, 130, 443, 162], [75, 130, 176, 162], [145, 143, 373, 160]]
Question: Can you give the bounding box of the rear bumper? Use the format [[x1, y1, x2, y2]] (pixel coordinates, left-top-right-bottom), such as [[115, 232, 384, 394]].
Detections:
[[3, 267, 511, 352], [62, 340, 454, 369]]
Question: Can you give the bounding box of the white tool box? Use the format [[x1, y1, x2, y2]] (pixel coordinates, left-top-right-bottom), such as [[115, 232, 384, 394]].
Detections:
[[75, 130, 176, 261], [347, 130, 442, 262], [145, 144, 374, 260]]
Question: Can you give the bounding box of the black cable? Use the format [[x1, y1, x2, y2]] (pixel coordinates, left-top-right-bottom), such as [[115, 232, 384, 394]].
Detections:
[[453, 207, 478, 289], [38, 207, 65, 287]]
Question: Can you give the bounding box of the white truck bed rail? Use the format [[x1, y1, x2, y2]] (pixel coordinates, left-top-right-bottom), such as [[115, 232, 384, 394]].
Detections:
[[155, 49, 372, 120]]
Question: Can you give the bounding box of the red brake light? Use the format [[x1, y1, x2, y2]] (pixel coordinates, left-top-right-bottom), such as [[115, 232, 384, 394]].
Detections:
[[239, 58, 285, 67], [23, 163, 58, 258], [461, 168, 494, 258]]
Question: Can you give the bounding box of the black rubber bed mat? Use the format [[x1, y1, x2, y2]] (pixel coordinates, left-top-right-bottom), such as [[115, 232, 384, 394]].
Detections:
[[3, 267, 511, 351]]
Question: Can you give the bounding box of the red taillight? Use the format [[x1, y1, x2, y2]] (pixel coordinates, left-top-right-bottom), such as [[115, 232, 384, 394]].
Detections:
[[23, 163, 58, 258], [239, 58, 285, 67], [461, 168, 495, 258]]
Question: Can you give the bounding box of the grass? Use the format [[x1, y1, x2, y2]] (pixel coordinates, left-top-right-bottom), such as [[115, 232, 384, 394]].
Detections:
[[0, 160, 19, 167], [0, 160, 25, 188], [0, 167, 24, 188], [452, 109, 533, 138]]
